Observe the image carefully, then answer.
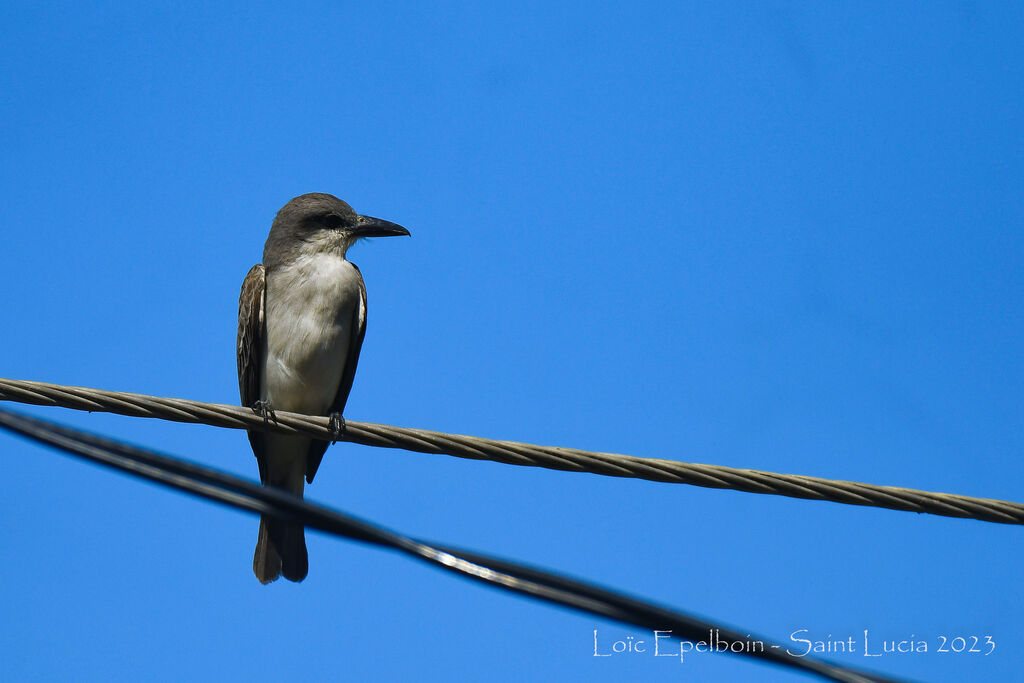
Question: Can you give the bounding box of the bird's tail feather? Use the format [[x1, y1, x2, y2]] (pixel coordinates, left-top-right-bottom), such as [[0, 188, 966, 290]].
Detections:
[[254, 515, 308, 584]]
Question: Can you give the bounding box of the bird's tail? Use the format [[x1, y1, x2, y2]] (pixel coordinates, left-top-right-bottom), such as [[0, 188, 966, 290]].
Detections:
[[254, 514, 308, 583], [253, 445, 309, 584]]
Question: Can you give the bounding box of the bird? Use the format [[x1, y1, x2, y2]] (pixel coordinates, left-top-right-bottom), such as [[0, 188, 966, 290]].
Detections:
[[236, 193, 409, 583]]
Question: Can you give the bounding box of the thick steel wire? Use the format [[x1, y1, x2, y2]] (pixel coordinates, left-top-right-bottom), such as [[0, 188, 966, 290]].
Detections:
[[0, 377, 1021, 526]]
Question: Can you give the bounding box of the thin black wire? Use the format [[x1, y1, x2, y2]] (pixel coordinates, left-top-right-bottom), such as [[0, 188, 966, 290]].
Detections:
[[0, 406, 909, 683]]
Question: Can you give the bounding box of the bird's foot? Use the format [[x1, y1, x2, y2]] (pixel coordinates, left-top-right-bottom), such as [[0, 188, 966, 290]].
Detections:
[[328, 412, 346, 444], [252, 400, 277, 425]]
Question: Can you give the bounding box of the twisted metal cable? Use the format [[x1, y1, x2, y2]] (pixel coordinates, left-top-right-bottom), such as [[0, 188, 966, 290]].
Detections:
[[1, 376, 1020, 526]]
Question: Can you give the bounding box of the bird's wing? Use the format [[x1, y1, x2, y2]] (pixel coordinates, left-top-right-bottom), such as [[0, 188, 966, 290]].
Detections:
[[305, 264, 367, 483], [237, 264, 268, 482]]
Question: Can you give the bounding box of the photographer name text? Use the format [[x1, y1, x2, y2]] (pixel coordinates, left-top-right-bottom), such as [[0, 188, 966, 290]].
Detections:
[[592, 628, 996, 663]]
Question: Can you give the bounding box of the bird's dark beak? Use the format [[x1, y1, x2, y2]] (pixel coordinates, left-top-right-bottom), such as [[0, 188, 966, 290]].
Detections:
[[351, 215, 410, 238]]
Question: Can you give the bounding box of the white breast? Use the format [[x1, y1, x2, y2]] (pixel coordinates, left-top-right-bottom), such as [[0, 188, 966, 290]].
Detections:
[[261, 252, 363, 415]]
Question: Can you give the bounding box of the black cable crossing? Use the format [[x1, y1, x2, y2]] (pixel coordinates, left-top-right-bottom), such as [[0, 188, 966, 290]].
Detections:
[[0, 406, 910, 683]]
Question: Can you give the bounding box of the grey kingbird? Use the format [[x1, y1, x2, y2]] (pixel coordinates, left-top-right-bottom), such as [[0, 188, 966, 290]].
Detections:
[[236, 192, 409, 583]]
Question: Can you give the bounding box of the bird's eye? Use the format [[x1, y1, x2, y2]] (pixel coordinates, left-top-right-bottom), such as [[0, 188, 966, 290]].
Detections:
[[322, 214, 344, 228]]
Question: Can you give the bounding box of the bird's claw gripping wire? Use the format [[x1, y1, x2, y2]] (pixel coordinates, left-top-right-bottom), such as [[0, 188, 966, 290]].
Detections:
[[252, 400, 277, 426], [328, 412, 346, 444]]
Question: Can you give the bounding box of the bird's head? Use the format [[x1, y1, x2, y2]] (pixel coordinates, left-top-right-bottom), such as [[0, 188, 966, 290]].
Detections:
[[264, 192, 409, 266]]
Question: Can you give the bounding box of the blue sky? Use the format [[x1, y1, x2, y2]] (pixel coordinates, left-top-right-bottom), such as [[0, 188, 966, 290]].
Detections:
[[1, 2, 1021, 681]]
